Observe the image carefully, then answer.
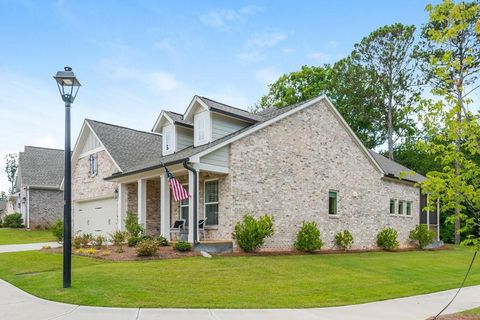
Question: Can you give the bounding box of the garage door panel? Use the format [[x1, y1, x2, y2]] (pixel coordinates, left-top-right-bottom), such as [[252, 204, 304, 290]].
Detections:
[[74, 198, 117, 236]]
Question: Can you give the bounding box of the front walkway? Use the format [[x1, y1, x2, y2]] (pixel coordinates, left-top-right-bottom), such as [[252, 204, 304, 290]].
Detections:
[[0, 242, 61, 253], [0, 279, 478, 320]]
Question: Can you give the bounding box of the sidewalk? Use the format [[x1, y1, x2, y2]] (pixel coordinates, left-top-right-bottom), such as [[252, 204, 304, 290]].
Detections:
[[0, 279, 478, 320], [0, 242, 61, 253]]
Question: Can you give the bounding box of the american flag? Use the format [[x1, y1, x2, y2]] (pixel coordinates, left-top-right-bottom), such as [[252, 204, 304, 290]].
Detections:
[[165, 167, 190, 202]]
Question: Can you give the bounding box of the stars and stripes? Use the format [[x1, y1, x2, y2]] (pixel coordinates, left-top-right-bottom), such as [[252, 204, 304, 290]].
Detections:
[[165, 167, 190, 202]]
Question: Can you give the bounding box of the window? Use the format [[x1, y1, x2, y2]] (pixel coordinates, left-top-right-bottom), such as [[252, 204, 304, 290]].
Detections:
[[164, 130, 172, 151], [162, 126, 174, 154], [406, 201, 412, 216], [204, 180, 219, 226], [89, 154, 98, 177], [180, 184, 189, 226], [328, 191, 338, 215], [398, 200, 404, 215], [195, 111, 209, 145], [390, 199, 396, 214], [197, 118, 205, 141]]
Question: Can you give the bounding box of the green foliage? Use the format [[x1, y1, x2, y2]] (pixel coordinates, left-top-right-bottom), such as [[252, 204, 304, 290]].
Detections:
[[51, 219, 63, 243], [109, 230, 127, 253], [72, 235, 82, 249], [3, 213, 24, 228], [156, 235, 169, 246], [4, 153, 18, 194], [92, 235, 106, 249], [174, 241, 192, 252], [136, 239, 159, 256], [232, 214, 274, 252], [294, 221, 323, 252], [80, 233, 93, 247], [376, 228, 400, 251], [409, 224, 435, 249], [335, 230, 354, 250], [125, 212, 144, 237], [128, 235, 152, 247]]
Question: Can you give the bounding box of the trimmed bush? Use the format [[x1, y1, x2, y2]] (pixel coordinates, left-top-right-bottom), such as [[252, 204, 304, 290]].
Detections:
[[174, 241, 192, 252], [92, 235, 106, 249], [232, 214, 274, 252], [3, 213, 24, 228], [409, 224, 435, 249], [377, 228, 400, 251], [335, 230, 354, 251], [125, 212, 143, 237], [128, 235, 152, 247], [294, 221, 323, 252], [52, 219, 63, 243], [136, 239, 159, 256], [156, 235, 169, 246]]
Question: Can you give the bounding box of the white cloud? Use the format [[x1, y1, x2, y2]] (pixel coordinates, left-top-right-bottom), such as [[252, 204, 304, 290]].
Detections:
[[27, 135, 61, 149], [200, 5, 261, 29], [237, 31, 288, 63], [148, 72, 179, 91], [255, 68, 281, 86]]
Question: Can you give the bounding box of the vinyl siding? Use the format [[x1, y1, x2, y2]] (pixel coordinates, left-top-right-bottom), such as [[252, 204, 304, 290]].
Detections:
[[201, 146, 229, 167], [81, 131, 102, 154], [211, 113, 249, 140], [177, 126, 193, 150]]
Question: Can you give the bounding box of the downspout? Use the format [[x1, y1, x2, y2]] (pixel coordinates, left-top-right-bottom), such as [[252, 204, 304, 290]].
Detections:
[[182, 158, 198, 244]]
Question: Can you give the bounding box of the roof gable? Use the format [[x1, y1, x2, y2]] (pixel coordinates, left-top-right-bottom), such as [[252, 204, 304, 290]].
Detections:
[[18, 146, 64, 187]]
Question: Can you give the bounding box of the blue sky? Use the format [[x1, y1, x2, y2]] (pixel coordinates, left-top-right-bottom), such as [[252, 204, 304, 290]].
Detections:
[[0, 0, 434, 192]]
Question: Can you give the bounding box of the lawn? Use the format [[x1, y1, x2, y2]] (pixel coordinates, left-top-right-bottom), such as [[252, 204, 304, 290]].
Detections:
[[0, 228, 55, 245], [462, 307, 480, 315], [0, 246, 479, 308]]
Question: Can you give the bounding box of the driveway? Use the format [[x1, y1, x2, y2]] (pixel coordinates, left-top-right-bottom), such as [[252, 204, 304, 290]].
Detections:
[[0, 279, 479, 320], [0, 242, 61, 253]]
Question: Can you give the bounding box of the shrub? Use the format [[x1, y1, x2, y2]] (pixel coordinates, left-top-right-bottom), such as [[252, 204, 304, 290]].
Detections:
[[174, 241, 192, 252], [0, 217, 3, 227], [3, 213, 24, 228], [41, 245, 51, 250], [294, 221, 323, 252], [109, 230, 127, 253], [125, 212, 144, 237], [335, 230, 354, 251], [156, 235, 169, 246], [92, 235, 106, 249], [232, 214, 274, 252], [80, 233, 93, 247], [52, 220, 63, 243], [377, 228, 400, 251], [87, 248, 96, 255], [128, 235, 152, 247], [136, 239, 159, 256], [72, 235, 82, 249], [76, 248, 85, 254], [409, 224, 435, 249]]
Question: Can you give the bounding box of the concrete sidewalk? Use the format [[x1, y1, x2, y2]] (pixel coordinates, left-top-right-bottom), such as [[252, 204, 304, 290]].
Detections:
[[0, 242, 61, 253], [0, 279, 478, 320]]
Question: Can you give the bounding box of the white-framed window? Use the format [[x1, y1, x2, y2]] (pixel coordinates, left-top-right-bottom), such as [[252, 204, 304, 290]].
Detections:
[[180, 184, 189, 226], [89, 153, 98, 177], [390, 199, 396, 214], [194, 111, 209, 145], [406, 201, 412, 216], [398, 200, 405, 215], [328, 190, 338, 215], [204, 179, 219, 226], [162, 126, 174, 155]]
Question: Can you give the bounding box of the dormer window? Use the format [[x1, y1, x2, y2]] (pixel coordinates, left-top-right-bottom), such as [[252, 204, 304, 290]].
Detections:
[[165, 130, 172, 151], [162, 125, 175, 155], [194, 111, 210, 146]]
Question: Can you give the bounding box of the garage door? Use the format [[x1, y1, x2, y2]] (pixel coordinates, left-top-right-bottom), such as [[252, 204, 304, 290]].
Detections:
[[74, 198, 117, 236]]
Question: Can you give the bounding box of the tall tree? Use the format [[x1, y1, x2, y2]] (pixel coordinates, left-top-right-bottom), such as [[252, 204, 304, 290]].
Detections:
[[0, 191, 6, 201], [418, 0, 480, 245], [5, 153, 18, 194], [351, 23, 420, 160]]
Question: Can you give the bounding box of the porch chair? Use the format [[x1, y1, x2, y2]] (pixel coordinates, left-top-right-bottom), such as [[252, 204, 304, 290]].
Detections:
[[170, 219, 186, 241], [198, 218, 207, 241]]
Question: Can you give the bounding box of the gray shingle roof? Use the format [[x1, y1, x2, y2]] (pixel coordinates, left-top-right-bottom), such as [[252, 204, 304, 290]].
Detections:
[[164, 111, 193, 127], [368, 150, 425, 183], [19, 146, 64, 187], [86, 120, 163, 172], [198, 96, 264, 122]]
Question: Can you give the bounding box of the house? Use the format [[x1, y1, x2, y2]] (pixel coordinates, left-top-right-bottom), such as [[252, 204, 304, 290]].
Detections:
[[11, 146, 64, 228], [71, 95, 435, 249]]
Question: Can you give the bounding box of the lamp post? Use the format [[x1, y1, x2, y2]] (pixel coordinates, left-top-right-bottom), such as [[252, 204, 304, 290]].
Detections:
[[54, 67, 81, 289]]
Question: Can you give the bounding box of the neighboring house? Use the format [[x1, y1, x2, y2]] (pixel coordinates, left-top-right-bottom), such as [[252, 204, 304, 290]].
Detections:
[[0, 200, 6, 220], [12, 146, 64, 228], [72, 95, 438, 249]]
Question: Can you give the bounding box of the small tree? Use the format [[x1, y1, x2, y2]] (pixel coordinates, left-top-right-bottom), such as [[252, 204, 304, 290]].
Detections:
[[51, 220, 63, 243], [232, 214, 274, 252], [5, 153, 18, 194], [125, 212, 143, 237], [294, 221, 323, 252]]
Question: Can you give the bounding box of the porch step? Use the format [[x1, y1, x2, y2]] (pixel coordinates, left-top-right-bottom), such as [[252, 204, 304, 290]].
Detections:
[[194, 241, 233, 254]]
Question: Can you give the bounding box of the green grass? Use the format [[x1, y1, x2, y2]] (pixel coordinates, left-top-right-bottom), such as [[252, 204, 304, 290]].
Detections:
[[0, 246, 479, 308], [462, 307, 480, 315], [0, 228, 55, 244]]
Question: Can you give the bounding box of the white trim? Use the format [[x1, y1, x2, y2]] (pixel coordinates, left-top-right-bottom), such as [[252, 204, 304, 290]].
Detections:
[[184, 96, 210, 122], [160, 174, 171, 240], [74, 195, 116, 203], [152, 111, 175, 133], [117, 183, 126, 231], [204, 178, 219, 227], [328, 189, 339, 216], [79, 146, 105, 159], [389, 198, 397, 215], [195, 163, 229, 174], [194, 110, 211, 146], [189, 95, 384, 174], [162, 124, 176, 155], [138, 179, 147, 228]]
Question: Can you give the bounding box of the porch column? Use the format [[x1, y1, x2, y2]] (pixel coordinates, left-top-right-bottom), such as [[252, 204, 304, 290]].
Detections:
[[117, 183, 127, 231], [437, 198, 440, 242], [188, 168, 199, 243], [138, 179, 147, 229], [426, 194, 430, 231], [160, 173, 171, 241]]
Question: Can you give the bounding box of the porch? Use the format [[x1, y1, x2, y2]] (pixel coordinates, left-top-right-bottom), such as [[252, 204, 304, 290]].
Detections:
[[114, 162, 230, 244]]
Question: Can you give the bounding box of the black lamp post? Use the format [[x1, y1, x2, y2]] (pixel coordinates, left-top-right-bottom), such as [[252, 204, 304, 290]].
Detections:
[[54, 67, 81, 289]]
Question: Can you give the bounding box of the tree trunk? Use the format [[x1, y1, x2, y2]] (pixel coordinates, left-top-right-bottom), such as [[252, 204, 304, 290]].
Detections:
[[387, 97, 394, 160], [454, 75, 463, 245]]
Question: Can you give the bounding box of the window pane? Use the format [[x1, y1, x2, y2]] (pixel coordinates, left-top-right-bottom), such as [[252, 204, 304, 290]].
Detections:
[[205, 203, 218, 225], [390, 199, 395, 214], [406, 202, 412, 216], [398, 201, 404, 215], [329, 191, 337, 215], [205, 181, 219, 203], [181, 206, 189, 226]]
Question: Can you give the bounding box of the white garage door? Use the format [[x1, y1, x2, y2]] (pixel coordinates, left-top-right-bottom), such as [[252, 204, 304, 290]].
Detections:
[[74, 198, 117, 236]]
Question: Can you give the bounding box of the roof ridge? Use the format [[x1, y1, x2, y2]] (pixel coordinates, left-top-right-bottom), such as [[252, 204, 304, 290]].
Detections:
[[165, 110, 183, 116], [24, 146, 64, 151], [86, 119, 161, 136], [199, 96, 254, 114]]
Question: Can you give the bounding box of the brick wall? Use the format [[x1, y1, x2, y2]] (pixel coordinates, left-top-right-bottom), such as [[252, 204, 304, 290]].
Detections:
[[28, 189, 63, 229]]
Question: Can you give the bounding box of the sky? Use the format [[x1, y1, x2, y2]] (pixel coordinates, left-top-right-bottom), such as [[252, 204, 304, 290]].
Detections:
[[0, 0, 436, 193]]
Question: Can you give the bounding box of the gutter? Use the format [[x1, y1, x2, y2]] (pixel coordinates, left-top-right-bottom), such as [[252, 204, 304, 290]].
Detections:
[[104, 158, 186, 181], [182, 158, 198, 245]]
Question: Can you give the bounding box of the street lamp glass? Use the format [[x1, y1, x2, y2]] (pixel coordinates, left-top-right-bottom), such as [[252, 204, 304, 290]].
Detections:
[[53, 67, 81, 102]]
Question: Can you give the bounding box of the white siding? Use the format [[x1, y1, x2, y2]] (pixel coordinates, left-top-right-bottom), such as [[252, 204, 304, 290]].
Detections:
[[162, 125, 175, 155], [211, 113, 249, 140], [177, 126, 193, 150], [81, 131, 102, 155], [201, 146, 229, 167]]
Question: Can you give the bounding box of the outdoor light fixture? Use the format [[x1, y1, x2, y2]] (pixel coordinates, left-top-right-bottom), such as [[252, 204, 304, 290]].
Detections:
[[53, 66, 81, 289], [114, 187, 119, 199]]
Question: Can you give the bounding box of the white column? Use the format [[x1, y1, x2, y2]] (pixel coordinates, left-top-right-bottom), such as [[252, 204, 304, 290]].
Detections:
[[426, 194, 430, 231], [188, 168, 199, 243], [138, 179, 147, 229], [117, 183, 127, 231], [160, 174, 171, 241], [437, 198, 440, 242]]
